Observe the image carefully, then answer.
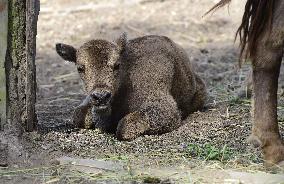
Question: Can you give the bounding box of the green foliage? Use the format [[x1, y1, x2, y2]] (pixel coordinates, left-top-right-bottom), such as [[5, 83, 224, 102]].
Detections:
[[186, 143, 233, 162]]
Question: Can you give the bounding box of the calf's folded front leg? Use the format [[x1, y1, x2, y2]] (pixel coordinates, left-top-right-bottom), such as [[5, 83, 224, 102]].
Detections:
[[72, 95, 92, 128], [116, 94, 181, 141]]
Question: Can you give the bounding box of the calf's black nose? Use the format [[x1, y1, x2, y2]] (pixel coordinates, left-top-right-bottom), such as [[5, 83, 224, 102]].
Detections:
[[91, 91, 111, 102]]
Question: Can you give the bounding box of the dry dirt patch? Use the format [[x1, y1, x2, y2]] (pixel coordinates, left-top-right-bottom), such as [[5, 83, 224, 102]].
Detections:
[[1, 0, 284, 183]]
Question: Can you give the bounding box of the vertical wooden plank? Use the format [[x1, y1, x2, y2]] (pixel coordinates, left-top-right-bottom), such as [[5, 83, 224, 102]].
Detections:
[[0, 0, 8, 129], [5, 0, 38, 134], [26, 0, 39, 131], [6, 0, 27, 135]]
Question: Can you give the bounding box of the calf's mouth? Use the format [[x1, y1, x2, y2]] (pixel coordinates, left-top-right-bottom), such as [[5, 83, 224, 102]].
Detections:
[[92, 100, 111, 110], [90, 90, 112, 111]]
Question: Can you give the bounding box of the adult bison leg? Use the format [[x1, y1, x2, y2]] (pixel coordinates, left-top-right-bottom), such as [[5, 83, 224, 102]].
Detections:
[[250, 43, 284, 166]]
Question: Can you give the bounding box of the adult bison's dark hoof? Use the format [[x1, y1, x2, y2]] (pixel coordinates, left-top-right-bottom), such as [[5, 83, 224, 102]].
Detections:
[[263, 142, 284, 168]]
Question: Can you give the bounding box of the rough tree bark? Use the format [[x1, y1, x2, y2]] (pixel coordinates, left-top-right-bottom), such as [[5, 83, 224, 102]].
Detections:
[[26, 0, 39, 131], [0, 0, 8, 166], [0, 0, 38, 166], [5, 0, 39, 135], [0, 0, 7, 131]]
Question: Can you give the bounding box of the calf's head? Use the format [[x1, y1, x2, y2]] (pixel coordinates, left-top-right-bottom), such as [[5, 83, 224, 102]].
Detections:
[[56, 34, 127, 110]]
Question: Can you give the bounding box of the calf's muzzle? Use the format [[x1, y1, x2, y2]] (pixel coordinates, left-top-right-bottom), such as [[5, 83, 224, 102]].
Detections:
[[91, 90, 112, 105]]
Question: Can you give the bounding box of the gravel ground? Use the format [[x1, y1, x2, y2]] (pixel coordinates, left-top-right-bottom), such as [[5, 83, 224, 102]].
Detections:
[[34, 0, 284, 167], [3, 0, 284, 183]]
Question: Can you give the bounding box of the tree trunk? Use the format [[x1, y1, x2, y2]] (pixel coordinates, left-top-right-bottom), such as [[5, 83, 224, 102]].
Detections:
[[4, 0, 38, 135], [26, 0, 39, 131], [0, 0, 7, 131]]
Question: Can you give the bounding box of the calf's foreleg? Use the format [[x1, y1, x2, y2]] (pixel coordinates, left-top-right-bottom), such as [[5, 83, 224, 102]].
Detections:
[[116, 93, 181, 141], [72, 95, 93, 128]]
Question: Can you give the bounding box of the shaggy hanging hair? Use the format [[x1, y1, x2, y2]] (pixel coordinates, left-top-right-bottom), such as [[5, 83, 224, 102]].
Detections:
[[205, 0, 276, 64]]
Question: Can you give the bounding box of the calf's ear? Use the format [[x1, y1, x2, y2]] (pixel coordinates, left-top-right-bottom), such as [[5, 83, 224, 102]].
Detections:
[[56, 43, 77, 63]]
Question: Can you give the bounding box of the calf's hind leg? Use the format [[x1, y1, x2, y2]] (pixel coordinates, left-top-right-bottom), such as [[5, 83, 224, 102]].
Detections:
[[250, 42, 284, 166], [116, 93, 181, 141], [189, 75, 207, 113]]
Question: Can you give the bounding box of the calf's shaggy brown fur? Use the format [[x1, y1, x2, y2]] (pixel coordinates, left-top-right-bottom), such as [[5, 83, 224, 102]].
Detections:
[[56, 34, 206, 141], [208, 0, 284, 166]]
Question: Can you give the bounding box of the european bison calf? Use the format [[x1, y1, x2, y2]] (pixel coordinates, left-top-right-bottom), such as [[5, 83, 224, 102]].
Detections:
[[56, 34, 206, 141]]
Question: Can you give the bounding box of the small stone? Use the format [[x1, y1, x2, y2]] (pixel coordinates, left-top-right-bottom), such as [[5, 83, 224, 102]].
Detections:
[[50, 159, 60, 165], [0, 162, 8, 167], [200, 48, 209, 54]]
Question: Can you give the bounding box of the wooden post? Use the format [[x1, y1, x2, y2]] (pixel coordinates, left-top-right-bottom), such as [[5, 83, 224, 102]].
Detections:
[[0, 0, 7, 130], [26, 0, 39, 131], [5, 0, 39, 134]]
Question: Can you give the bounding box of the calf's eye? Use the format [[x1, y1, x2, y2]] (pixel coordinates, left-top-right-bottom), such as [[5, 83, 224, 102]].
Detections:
[[77, 64, 85, 73]]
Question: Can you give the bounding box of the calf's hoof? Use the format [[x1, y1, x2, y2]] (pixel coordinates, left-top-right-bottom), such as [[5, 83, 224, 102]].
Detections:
[[116, 112, 149, 141], [72, 107, 86, 128]]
